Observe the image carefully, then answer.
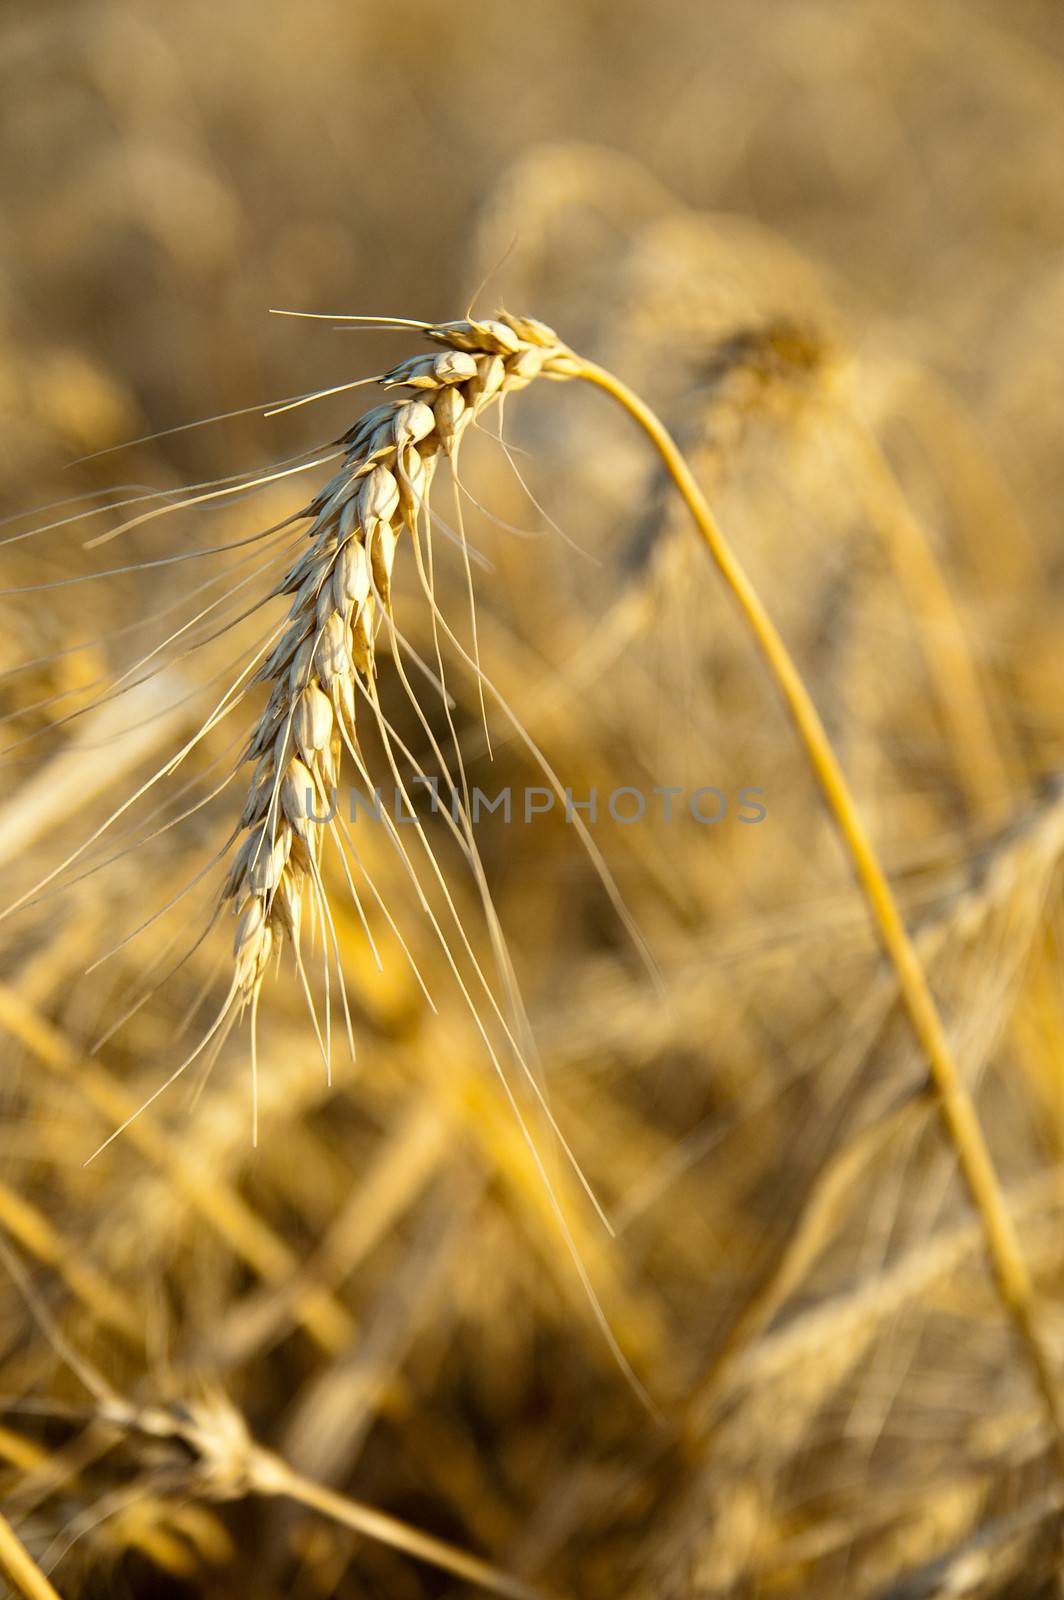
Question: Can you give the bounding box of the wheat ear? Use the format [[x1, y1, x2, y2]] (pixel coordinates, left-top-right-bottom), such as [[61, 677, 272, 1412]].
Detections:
[[572, 355, 1064, 1471], [219, 313, 578, 1062], [210, 308, 1060, 1464]]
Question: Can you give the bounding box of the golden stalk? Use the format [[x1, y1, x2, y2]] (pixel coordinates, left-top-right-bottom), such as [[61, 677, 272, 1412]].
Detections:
[[574, 355, 1064, 1468], [0, 1511, 64, 1600]]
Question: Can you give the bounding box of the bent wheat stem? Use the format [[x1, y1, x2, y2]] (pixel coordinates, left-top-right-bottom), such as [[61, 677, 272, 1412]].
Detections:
[[81, 309, 1056, 1467], [573, 356, 1064, 1469]]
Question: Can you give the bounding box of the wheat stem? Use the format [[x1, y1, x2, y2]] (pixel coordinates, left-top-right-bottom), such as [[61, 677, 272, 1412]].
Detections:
[[248, 1447, 547, 1600], [574, 356, 1064, 1470], [0, 1511, 64, 1600]]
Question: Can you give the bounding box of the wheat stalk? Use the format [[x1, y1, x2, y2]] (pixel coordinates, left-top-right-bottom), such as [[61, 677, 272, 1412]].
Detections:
[[570, 354, 1064, 1471], [81, 306, 1063, 1477], [0, 1511, 63, 1600], [102, 1388, 548, 1600]]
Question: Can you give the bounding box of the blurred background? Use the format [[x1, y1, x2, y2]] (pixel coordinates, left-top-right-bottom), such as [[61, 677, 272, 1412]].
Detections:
[[3, 2, 1064, 1597]]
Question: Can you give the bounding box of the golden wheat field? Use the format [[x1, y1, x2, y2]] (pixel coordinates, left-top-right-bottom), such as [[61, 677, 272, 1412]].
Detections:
[[3, 3, 1064, 1597]]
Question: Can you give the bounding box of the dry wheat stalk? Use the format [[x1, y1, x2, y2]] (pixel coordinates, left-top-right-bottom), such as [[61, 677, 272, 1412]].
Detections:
[[0, 1230, 547, 1600], [0, 1509, 63, 1600], [566, 355, 1064, 1472], [73, 306, 1064, 1486]]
